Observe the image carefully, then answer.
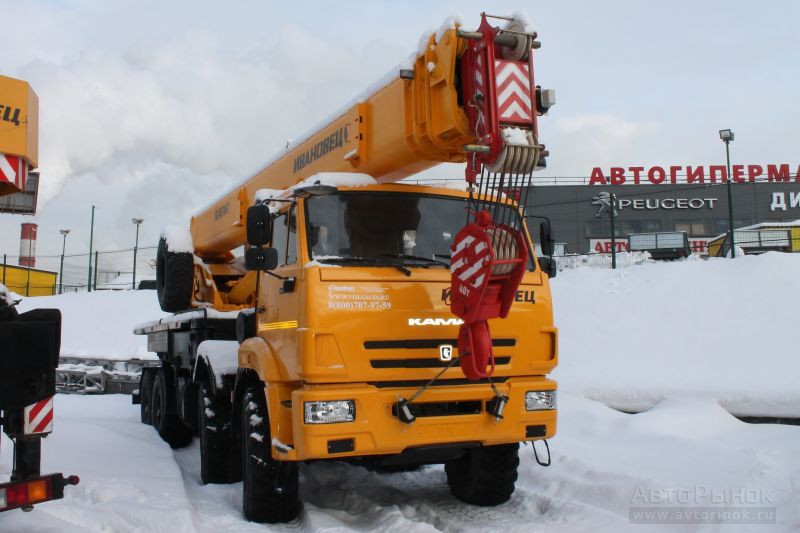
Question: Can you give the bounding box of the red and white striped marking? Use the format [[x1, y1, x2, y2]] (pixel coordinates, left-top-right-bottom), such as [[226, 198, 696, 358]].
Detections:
[[474, 54, 485, 95], [23, 397, 54, 435], [451, 234, 491, 290], [0, 153, 28, 191], [494, 60, 533, 124]]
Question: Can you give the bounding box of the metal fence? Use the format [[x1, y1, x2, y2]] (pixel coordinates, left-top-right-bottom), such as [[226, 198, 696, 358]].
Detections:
[[4, 177, 800, 296], [1, 245, 157, 295]]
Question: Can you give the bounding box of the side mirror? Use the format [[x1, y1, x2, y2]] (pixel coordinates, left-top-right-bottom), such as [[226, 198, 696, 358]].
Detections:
[[246, 205, 272, 247], [539, 219, 555, 257], [538, 256, 558, 279], [245, 247, 279, 271]]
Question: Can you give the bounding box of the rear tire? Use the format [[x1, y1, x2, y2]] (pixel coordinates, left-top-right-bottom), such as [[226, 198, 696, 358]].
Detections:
[[241, 386, 299, 523], [151, 368, 193, 449], [445, 443, 519, 506], [198, 381, 232, 484], [140, 369, 155, 424], [156, 236, 194, 312]]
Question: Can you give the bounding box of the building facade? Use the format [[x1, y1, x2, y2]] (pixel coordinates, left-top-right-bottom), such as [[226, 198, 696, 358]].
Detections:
[[527, 181, 800, 255]]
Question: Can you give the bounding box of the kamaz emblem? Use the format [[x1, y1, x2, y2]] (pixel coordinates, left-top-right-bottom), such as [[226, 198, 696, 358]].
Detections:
[[408, 318, 464, 326], [439, 344, 454, 361]]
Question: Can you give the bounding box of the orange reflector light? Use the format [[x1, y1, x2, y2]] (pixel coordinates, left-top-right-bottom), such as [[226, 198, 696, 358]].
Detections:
[[27, 479, 49, 502]]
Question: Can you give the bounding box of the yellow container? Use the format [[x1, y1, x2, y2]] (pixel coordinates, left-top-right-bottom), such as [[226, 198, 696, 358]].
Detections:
[[1, 263, 56, 296]]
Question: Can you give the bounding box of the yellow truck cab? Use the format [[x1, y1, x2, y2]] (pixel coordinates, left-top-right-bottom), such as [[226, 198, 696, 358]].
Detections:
[[239, 181, 558, 460]]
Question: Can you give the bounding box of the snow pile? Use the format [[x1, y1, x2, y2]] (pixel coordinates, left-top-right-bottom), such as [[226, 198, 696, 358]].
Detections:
[[197, 340, 239, 388], [161, 225, 193, 253], [435, 15, 464, 43], [556, 251, 653, 270], [502, 127, 532, 146], [552, 252, 800, 416], [508, 10, 535, 34], [16, 290, 168, 360]]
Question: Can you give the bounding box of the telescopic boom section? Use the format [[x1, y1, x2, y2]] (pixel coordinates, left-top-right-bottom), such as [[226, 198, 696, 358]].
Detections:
[[190, 13, 552, 260]]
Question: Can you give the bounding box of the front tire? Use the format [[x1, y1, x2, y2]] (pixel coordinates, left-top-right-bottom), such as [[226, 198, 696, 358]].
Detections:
[[445, 443, 520, 506], [198, 381, 232, 484], [241, 386, 299, 523], [151, 368, 193, 449]]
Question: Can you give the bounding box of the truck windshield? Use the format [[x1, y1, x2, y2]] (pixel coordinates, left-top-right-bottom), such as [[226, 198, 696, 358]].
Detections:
[[305, 191, 534, 270]]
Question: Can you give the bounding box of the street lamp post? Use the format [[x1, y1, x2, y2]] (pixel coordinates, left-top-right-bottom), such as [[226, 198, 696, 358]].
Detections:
[[132, 218, 143, 290], [87, 205, 95, 291], [719, 129, 735, 258], [59, 229, 70, 294]]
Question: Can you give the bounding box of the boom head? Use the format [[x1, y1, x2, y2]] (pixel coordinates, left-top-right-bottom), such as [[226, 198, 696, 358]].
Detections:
[[458, 12, 553, 182]]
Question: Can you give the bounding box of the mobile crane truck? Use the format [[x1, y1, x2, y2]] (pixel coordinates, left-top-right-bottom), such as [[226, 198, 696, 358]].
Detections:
[[134, 13, 558, 523], [0, 74, 79, 513]]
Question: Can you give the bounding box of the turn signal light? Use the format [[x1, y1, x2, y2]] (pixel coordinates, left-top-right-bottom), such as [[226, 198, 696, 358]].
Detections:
[[0, 473, 78, 512], [0, 477, 52, 511]]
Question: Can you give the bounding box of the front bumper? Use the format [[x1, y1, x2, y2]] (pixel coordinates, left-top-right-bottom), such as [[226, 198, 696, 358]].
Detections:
[[289, 376, 557, 461]]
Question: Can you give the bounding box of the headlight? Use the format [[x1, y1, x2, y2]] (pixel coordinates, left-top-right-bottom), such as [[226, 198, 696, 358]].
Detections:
[[304, 400, 355, 424], [525, 390, 557, 411]]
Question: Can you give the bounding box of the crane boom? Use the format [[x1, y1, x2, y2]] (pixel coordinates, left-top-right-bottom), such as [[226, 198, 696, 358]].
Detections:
[[190, 14, 551, 259]]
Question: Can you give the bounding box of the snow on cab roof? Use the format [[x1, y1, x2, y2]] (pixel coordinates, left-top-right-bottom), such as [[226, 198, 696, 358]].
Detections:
[[254, 174, 476, 210]]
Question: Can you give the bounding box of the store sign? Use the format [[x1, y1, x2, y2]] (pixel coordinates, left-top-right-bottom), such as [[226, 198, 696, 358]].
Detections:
[[589, 238, 711, 254], [769, 191, 800, 212], [591, 194, 718, 213], [589, 164, 800, 186], [590, 239, 629, 253]]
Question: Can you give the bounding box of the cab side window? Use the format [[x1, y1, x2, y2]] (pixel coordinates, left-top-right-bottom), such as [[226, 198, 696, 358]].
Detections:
[[287, 207, 298, 265], [272, 212, 288, 265], [271, 207, 298, 266]]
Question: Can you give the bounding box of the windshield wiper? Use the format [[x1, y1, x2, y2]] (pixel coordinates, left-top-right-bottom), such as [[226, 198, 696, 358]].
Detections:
[[378, 253, 450, 268], [316, 256, 411, 276]]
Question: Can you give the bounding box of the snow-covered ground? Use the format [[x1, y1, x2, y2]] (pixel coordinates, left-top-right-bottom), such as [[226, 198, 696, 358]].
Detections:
[[2, 394, 798, 532], [3, 253, 800, 531]]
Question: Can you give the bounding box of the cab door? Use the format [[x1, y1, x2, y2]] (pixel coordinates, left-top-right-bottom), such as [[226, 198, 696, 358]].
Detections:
[[261, 204, 302, 377]]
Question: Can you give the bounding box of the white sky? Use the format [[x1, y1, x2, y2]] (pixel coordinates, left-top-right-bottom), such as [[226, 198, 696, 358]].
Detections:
[[1, 0, 798, 258]]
